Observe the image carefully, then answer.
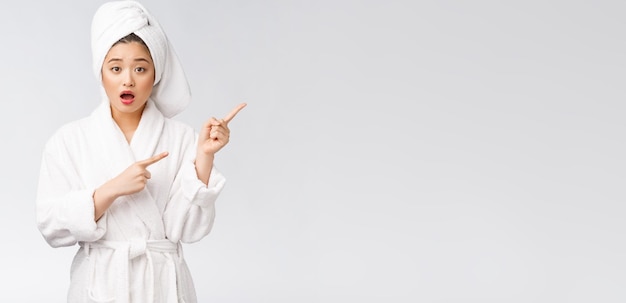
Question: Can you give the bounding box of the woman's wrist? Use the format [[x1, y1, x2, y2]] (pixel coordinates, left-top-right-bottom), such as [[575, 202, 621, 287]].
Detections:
[[195, 151, 215, 166], [195, 151, 215, 185], [93, 182, 118, 221]]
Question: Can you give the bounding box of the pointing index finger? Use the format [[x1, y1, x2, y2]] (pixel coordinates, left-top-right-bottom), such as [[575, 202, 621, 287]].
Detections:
[[223, 103, 247, 123], [137, 151, 169, 167]]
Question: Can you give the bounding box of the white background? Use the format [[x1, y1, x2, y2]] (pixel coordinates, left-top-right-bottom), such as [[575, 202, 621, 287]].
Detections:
[[1, 0, 624, 302]]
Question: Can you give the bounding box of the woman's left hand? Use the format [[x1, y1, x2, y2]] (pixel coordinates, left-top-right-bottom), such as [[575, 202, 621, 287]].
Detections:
[[197, 103, 247, 156]]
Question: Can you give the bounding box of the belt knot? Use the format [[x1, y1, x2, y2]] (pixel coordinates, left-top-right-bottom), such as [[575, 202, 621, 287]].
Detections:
[[128, 238, 147, 259]]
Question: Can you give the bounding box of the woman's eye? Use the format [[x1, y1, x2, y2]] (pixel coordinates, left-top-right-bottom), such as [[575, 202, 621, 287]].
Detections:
[[135, 67, 145, 72], [111, 67, 121, 72]]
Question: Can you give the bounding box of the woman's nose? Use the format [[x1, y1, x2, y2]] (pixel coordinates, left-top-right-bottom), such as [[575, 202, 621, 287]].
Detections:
[[123, 72, 135, 87]]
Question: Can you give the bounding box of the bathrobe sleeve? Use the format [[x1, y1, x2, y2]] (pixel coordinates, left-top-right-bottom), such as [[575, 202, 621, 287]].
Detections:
[[36, 133, 106, 247], [164, 132, 226, 243]]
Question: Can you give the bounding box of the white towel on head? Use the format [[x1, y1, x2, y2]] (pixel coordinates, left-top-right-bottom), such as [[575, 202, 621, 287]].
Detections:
[[91, 0, 191, 118]]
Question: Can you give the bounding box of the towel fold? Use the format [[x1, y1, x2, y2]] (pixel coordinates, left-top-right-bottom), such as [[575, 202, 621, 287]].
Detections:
[[91, 0, 191, 118]]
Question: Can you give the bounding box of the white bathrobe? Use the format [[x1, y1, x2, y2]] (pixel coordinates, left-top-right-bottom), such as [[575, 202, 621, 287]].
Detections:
[[36, 100, 225, 303]]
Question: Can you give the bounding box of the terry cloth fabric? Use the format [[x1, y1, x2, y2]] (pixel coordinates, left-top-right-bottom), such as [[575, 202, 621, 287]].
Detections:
[[91, 0, 191, 118], [36, 99, 226, 302]]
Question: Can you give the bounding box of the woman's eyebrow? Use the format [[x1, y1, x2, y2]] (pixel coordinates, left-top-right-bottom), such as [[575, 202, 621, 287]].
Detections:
[[105, 57, 151, 63], [106, 58, 122, 63]]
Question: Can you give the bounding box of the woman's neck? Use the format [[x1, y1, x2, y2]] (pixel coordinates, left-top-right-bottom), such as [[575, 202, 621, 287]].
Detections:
[[111, 105, 145, 143]]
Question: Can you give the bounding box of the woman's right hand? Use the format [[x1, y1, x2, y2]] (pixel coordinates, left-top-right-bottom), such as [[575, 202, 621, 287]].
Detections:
[[93, 152, 168, 220], [108, 152, 169, 197]]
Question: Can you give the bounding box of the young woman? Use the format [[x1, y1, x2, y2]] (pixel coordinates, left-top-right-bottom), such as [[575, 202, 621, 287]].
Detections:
[[36, 1, 245, 302]]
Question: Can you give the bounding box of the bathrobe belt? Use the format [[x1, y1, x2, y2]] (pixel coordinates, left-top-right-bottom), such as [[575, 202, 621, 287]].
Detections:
[[81, 239, 180, 303]]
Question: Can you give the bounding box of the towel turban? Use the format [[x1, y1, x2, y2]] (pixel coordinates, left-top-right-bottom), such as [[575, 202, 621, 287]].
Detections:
[[91, 0, 190, 118]]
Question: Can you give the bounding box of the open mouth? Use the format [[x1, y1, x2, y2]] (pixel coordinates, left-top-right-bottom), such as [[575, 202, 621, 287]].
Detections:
[[120, 91, 135, 104]]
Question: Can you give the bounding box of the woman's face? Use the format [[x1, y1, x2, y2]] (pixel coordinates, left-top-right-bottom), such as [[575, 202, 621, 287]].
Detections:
[[101, 41, 155, 117]]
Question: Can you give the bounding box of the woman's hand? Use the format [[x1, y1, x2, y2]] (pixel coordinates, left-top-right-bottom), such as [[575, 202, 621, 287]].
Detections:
[[195, 103, 246, 185], [197, 103, 247, 156], [109, 152, 169, 196], [93, 152, 169, 220]]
